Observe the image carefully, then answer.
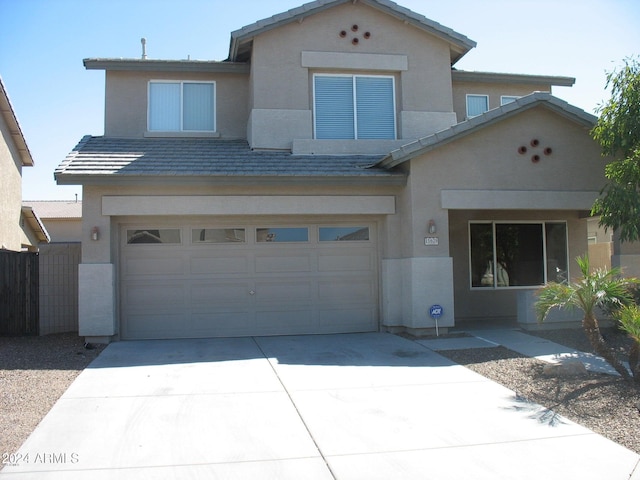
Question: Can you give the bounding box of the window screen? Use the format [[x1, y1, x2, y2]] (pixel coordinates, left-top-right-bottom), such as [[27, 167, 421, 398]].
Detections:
[[314, 75, 395, 139], [467, 95, 489, 118], [149, 81, 215, 132], [470, 222, 568, 288]]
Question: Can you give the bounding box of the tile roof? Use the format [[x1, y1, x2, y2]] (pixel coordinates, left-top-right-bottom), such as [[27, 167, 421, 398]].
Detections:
[[55, 137, 405, 186], [22, 200, 82, 219], [375, 92, 598, 168]]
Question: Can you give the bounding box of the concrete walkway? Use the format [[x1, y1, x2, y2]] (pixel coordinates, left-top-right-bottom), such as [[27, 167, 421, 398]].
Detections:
[[1, 333, 638, 479], [418, 328, 620, 375]]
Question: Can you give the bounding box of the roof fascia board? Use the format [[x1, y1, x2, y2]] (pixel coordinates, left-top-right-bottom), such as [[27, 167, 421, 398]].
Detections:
[[83, 59, 250, 74], [55, 173, 407, 187], [360, 0, 476, 54], [21, 206, 51, 243], [452, 70, 575, 87], [0, 77, 34, 166]]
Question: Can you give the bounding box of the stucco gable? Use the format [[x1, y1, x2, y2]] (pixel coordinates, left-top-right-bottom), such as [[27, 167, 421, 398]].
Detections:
[[376, 92, 598, 169], [228, 0, 476, 64]]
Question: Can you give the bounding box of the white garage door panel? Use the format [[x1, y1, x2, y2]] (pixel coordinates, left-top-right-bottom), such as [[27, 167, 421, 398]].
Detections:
[[121, 222, 378, 339], [191, 282, 251, 305], [190, 256, 249, 275], [318, 253, 373, 272], [191, 312, 252, 335], [255, 255, 312, 273], [126, 313, 189, 337], [255, 280, 312, 302], [126, 283, 185, 310], [318, 278, 374, 302], [126, 256, 184, 275]]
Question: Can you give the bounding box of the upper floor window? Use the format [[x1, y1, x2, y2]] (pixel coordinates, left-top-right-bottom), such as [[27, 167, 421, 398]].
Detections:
[[313, 74, 396, 140], [501, 95, 520, 105], [148, 81, 216, 132], [466, 94, 489, 118]]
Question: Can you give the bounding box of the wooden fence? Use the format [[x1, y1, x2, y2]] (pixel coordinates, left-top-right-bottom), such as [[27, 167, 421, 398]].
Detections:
[[38, 243, 80, 334], [0, 251, 39, 336]]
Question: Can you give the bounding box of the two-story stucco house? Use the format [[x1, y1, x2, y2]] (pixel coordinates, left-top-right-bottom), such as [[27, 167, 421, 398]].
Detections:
[[0, 77, 49, 252], [56, 0, 606, 342]]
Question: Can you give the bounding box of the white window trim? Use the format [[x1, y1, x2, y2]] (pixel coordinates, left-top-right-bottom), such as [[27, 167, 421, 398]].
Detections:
[[147, 80, 217, 133], [468, 220, 569, 290], [500, 95, 520, 106], [465, 94, 489, 119], [312, 73, 397, 140]]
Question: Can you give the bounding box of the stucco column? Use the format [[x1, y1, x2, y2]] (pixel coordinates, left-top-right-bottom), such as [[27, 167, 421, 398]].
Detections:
[[78, 188, 116, 342]]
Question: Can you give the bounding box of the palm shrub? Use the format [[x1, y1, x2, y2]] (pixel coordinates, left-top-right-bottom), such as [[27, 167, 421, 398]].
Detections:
[[616, 304, 640, 381], [535, 255, 638, 381]]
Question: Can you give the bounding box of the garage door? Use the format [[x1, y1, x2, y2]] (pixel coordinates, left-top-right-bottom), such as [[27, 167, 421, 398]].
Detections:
[[120, 222, 378, 339]]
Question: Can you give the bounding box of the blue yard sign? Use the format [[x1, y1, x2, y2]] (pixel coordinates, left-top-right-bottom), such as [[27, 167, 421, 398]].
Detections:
[[429, 304, 443, 336]]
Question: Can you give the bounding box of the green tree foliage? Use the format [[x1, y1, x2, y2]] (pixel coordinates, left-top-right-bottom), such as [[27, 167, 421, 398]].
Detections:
[[616, 304, 640, 381], [536, 255, 638, 380], [591, 57, 640, 242]]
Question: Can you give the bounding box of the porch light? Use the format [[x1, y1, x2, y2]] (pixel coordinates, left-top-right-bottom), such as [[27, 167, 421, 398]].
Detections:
[[91, 226, 100, 241], [428, 219, 437, 234]]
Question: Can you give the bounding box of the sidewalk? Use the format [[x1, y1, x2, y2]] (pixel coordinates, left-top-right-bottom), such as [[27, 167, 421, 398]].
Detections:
[[416, 328, 620, 375]]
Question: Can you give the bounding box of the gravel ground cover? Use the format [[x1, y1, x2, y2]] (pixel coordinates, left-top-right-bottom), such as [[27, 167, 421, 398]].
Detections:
[[0, 328, 638, 469], [0, 333, 105, 466], [438, 327, 640, 454]]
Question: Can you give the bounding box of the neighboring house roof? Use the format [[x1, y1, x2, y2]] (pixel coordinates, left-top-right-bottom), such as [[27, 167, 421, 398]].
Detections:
[[451, 70, 575, 87], [228, 0, 476, 64], [22, 200, 82, 219], [375, 92, 598, 169], [0, 76, 34, 167], [55, 137, 405, 186], [21, 206, 51, 243], [83, 58, 249, 73]]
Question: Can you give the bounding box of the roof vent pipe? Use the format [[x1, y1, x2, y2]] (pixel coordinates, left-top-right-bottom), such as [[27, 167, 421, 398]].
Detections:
[[141, 38, 147, 60]]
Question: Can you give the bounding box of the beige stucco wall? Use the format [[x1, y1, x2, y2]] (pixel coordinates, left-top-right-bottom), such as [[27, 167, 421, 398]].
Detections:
[[612, 232, 640, 277], [0, 110, 25, 251], [248, 1, 457, 150], [104, 70, 249, 139], [452, 81, 551, 123], [41, 219, 82, 243], [403, 106, 606, 324]]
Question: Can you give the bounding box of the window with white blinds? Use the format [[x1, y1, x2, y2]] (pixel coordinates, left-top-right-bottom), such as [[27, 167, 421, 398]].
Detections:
[[148, 81, 215, 132], [314, 75, 396, 140], [466, 94, 489, 118]]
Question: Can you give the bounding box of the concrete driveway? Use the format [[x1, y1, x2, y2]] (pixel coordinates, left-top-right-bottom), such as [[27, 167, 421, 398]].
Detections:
[[2, 333, 638, 479]]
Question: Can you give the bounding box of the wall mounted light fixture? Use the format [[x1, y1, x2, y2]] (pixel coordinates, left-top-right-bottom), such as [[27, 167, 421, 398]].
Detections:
[[428, 219, 437, 234], [91, 226, 100, 241]]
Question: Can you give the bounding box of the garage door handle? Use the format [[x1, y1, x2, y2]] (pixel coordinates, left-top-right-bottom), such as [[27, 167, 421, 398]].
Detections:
[[249, 290, 255, 296]]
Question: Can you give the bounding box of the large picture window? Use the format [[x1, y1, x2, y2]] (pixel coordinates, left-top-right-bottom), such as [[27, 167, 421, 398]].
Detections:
[[148, 81, 215, 132], [470, 222, 568, 288], [314, 74, 396, 140]]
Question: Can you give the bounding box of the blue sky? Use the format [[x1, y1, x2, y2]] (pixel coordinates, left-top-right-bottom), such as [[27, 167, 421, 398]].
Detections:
[[1, 0, 638, 200]]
